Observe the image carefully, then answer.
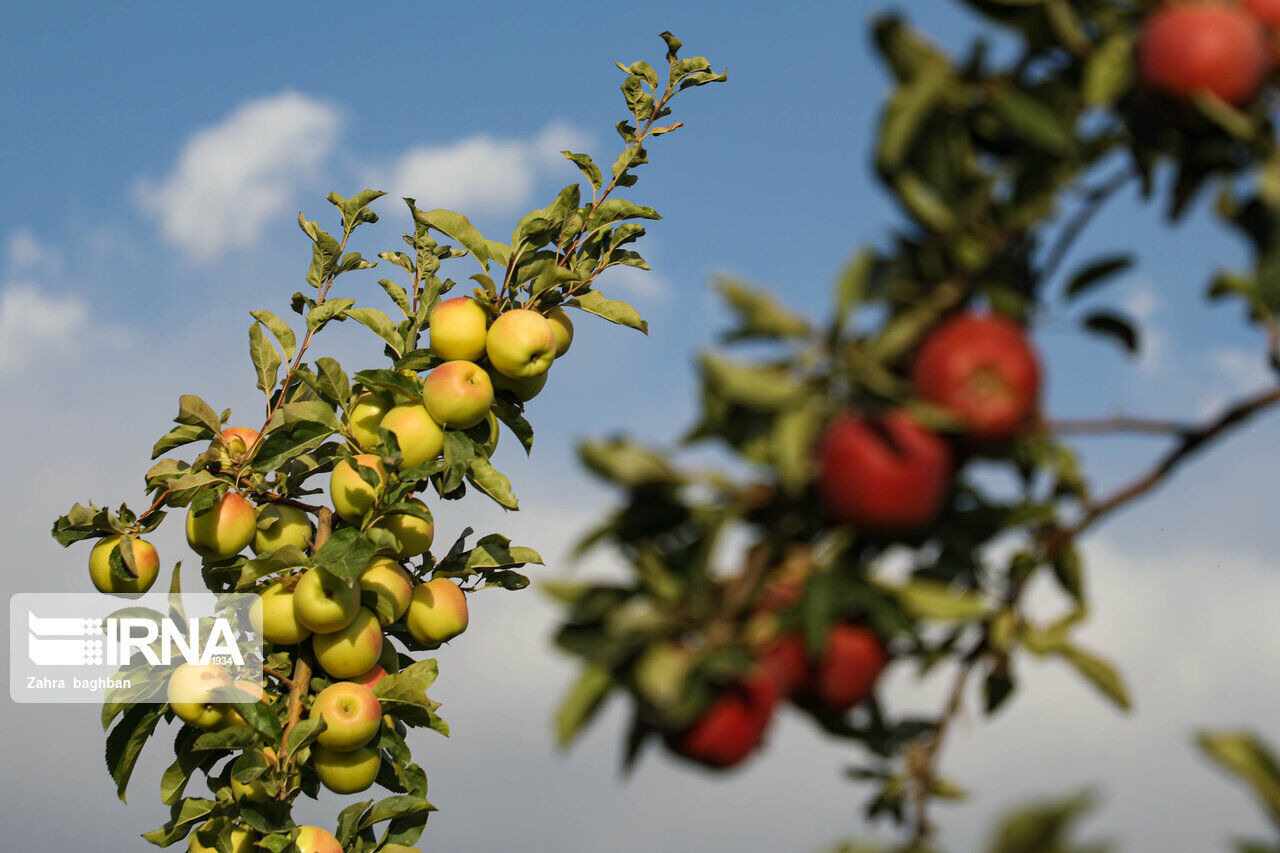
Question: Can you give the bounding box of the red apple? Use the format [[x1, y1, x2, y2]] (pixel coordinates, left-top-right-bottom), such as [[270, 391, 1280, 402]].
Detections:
[[1140, 2, 1269, 105], [666, 668, 779, 769], [911, 312, 1040, 441], [809, 624, 888, 711], [763, 633, 809, 696], [817, 410, 952, 532]]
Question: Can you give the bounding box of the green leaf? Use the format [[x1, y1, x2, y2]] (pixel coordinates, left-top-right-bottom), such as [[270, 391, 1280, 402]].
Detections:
[[714, 277, 809, 340], [348, 307, 405, 357], [249, 310, 297, 361], [175, 394, 222, 433], [464, 534, 543, 571], [314, 528, 377, 587], [578, 438, 679, 486], [249, 321, 283, 396], [988, 793, 1097, 853], [1198, 731, 1280, 827], [555, 665, 613, 748], [1061, 645, 1131, 711], [563, 152, 603, 192], [991, 88, 1074, 154], [152, 423, 215, 459], [306, 298, 356, 332], [467, 455, 518, 510], [1064, 255, 1132, 300], [585, 199, 660, 230], [1084, 32, 1134, 108], [700, 353, 805, 409], [896, 580, 989, 621], [105, 703, 164, 801], [413, 208, 491, 271], [1081, 311, 1139, 354], [570, 291, 648, 333]]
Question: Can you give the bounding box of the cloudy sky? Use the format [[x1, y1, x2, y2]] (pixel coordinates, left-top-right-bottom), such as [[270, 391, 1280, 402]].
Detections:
[[3, 1, 1280, 851]]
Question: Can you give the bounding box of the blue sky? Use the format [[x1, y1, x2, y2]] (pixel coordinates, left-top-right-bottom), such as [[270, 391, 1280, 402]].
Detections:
[[3, 1, 1280, 851]]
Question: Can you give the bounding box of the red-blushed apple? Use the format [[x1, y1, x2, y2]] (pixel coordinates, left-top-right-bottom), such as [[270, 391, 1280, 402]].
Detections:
[[547, 306, 574, 358], [911, 311, 1040, 441], [1247, 0, 1280, 52], [220, 679, 267, 729], [313, 607, 383, 679], [311, 744, 380, 794], [330, 454, 386, 523], [405, 578, 469, 648], [1140, 2, 1269, 105], [429, 296, 490, 361], [423, 360, 494, 429], [186, 491, 257, 560], [379, 402, 444, 468], [189, 823, 253, 853], [350, 664, 388, 690], [229, 745, 276, 800], [89, 535, 160, 594], [166, 663, 232, 729], [251, 504, 313, 555], [346, 393, 392, 450], [808, 624, 888, 710], [294, 826, 343, 853], [358, 557, 414, 625], [369, 500, 435, 561], [489, 367, 548, 402], [253, 581, 312, 645], [763, 633, 809, 696], [666, 667, 780, 769], [311, 681, 382, 752], [817, 410, 952, 532], [485, 308, 556, 379], [215, 426, 260, 467], [293, 569, 362, 634]]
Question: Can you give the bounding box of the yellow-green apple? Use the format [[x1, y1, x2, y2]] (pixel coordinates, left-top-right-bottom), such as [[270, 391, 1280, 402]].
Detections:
[[89, 535, 160, 594], [547, 306, 574, 357], [423, 360, 493, 429], [405, 579, 469, 648], [485, 308, 556, 378], [293, 569, 362, 634], [311, 744, 380, 794], [358, 557, 414, 625], [166, 663, 232, 729], [350, 664, 388, 690], [313, 608, 383, 678], [251, 504, 313, 554], [186, 492, 257, 560], [330, 454, 386, 523], [429, 296, 489, 361], [189, 824, 253, 853], [346, 393, 392, 450], [295, 826, 343, 853], [489, 368, 548, 402], [312, 681, 382, 751], [253, 582, 312, 644], [378, 402, 444, 468], [230, 746, 276, 800], [369, 500, 434, 560]]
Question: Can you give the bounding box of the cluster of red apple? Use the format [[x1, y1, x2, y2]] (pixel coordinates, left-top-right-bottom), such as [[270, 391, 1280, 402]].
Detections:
[[1139, 0, 1280, 107], [663, 311, 1040, 769]]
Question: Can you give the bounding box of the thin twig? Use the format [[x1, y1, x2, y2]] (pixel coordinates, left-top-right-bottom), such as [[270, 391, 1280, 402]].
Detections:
[[1048, 416, 1193, 437], [1041, 167, 1135, 288]]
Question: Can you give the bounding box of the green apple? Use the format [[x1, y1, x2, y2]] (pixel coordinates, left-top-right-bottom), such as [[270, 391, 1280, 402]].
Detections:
[[369, 500, 434, 560], [295, 826, 344, 853], [346, 393, 392, 450], [405, 579, 469, 648], [89, 535, 160, 594], [312, 681, 382, 752], [186, 492, 257, 560], [379, 402, 444, 468], [189, 823, 253, 853], [489, 367, 548, 402], [330, 454, 386, 523], [358, 557, 414, 625], [253, 582, 312, 645], [429, 296, 489, 362], [423, 360, 493, 429], [485, 308, 556, 379], [313, 608, 383, 678], [312, 744, 380, 794], [166, 663, 232, 729], [293, 568, 362, 634], [252, 504, 313, 554], [547, 306, 574, 358], [229, 745, 276, 800]]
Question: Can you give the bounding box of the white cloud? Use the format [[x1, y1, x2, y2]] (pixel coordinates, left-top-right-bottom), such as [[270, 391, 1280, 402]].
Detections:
[[6, 228, 63, 274], [133, 91, 341, 262], [1122, 282, 1164, 375], [1197, 347, 1274, 417], [373, 121, 589, 214], [594, 263, 670, 302], [0, 283, 89, 377]]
